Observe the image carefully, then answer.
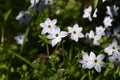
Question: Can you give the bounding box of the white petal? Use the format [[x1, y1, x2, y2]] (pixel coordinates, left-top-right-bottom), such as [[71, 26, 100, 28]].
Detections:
[[97, 54, 105, 60], [95, 64, 101, 73], [52, 39, 58, 47], [60, 31, 68, 38], [90, 52, 96, 59]]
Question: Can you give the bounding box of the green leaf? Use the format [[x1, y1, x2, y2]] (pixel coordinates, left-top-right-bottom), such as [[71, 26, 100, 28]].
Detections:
[[94, 0, 98, 9], [4, 9, 12, 22], [20, 27, 30, 54], [9, 50, 38, 69]]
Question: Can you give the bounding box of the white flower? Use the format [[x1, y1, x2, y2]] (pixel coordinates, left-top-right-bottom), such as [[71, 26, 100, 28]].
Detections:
[[83, 6, 92, 21], [79, 51, 106, 73], [29, 0, 39, 11], [89, 52, 106, 73], [102, 0, 106, 2], [103, 16, 113, 28], [45, 0, 53, 5], [106, 5, 119, 17], [95, 26, 106, 36], [14, 33, 28, 45], [79, 51, 91, 69], [108, 51, 120, 66], [104, 39, 120, 55], [83, 6, 97, 21], [47, 27, 68, 47], [16, 11, 32, 25], [106, 6, 113, 17], [114, 27, 120, 39], [40, 18, 57, 34], [86, 30, 101, 46], [67, 24, 84, 42]]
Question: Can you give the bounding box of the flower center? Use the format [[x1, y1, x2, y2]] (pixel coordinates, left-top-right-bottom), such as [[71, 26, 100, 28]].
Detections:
[[112, 46, 115, 50], [94, 59, 98, 63], [55, 34, 59, 37], [73, 31, 76, 34], [48, 25, 51, 28], [116, 58, 119, 61], [117, 31, 120, 35]]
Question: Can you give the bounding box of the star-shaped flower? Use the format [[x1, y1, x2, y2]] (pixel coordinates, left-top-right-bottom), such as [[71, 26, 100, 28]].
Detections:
[[95, 26, 106, 36], [67, 24, 84, 42], [104, 39, 120, 55], [86, 30, 101, 46], [83, 6, 97, 21], [14, 33, 28, 45], [108, 51, 120, 66], [47, 27, 68, 47], [89, 52, 106, 73], [79, 51, 106, 73], [40, 18, 57, 34], [114, 27, 120, 39], [103, 16, 113, 28], [29, 0, 39, 11], [16, 11, 32, 25]]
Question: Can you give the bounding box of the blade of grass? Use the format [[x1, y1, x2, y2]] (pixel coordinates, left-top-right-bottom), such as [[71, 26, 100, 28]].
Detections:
[[9, 50, 38, 69], [20, 27, 30, 54], [94, 0, 98, 9]]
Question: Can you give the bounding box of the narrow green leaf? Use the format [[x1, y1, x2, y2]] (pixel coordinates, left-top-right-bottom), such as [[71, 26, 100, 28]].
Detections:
[[9, 50, 38, 69], [94, 0, 98, 9], [4, 9, 12, 22], [20, 27, 30, 54]]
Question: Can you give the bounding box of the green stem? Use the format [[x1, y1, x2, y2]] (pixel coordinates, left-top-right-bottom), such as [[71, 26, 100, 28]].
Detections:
[[1, 26, 4, 48], [88, 70, 92, 80], [9, 50, 37, 69], [20, 27, 30, 54]]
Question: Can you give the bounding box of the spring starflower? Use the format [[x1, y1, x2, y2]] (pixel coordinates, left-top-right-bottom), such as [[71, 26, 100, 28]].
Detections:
[[16, 11, 32, 25], [40, 18, 57, 34], [14, 33, 28, 45], [83, 6, 97, 21], [103, 16, 113, 28], [108, 51, 120, 66], [104, 39, 120, 55], [47, 27, 68, 47], [89, 52, 106, 73], [67, 24, 84, 42], [95, 26, 106, 36], [79, 51, 106, 73]]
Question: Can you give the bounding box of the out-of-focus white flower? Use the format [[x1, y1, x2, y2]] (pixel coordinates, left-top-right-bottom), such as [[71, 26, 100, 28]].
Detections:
[[86, 30, 101, 46], [79, 51, 106, 73], [29, 0, 39, 11], [104, 39, 120, 55], [67, 24, 84, 42], [40, 18, 57, 34], [83, 6, 97, 21], [95, 26, 106, 36], [103, 16, 113, 28], [108, 51, 120, 66], [45, 0, 54, 5], [106, 5, 119, 17], [102, 0, 106, 2], [114, 27, 120, 39], [83, 6, 92, 21], [14, 33, 28, 45], [16, 11, 32, 25], [47, 27, 68, 47]]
